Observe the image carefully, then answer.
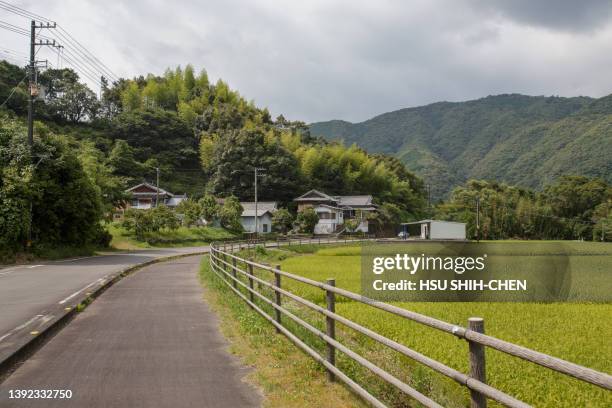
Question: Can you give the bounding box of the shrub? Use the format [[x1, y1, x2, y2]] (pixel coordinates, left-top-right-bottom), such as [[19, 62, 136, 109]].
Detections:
[[176, 198, 202, 227], [294, 207, 318, 234], [272, 208, 294, 234], [219, 196, 243, 231], [151, 205, 179, 231]]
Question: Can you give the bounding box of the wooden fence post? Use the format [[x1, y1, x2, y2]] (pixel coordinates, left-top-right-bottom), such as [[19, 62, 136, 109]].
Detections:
[[247, 260, 255, 304], [231, 258, 238, 289], [326, 278, 336, 382], [274, 264, 282, 332], [468, 317, 487, 408], [222, 242, 227, 272]]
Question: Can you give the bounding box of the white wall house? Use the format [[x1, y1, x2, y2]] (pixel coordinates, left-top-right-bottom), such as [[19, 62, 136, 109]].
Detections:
[[400, 220, 466, 240], [312, 204, 344, 234], [240, 202, 277, 233], [115, 182, 187, 219], [294, 190, 377, 235]]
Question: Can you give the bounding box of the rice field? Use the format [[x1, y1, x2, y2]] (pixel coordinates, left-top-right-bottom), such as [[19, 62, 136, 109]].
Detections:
[[267, 241, 612, 407]]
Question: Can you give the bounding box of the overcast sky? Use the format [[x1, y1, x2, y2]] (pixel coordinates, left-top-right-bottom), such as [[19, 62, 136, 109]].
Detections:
[[3, 0, 612, 122]]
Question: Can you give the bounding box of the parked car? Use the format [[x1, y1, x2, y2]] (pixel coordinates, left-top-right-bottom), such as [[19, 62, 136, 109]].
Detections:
[[397, 231, 409, 239]]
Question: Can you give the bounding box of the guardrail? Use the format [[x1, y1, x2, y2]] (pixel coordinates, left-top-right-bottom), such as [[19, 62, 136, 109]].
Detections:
[[208, 238, 612, 408]]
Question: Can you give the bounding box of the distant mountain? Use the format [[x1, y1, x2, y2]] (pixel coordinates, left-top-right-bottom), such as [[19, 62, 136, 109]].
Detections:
[[310, 94, 612, 199]]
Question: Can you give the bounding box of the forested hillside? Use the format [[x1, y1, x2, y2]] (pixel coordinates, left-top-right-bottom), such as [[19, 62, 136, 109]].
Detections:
[[310, 94, 612, 199], [0, 59, 427, 257]]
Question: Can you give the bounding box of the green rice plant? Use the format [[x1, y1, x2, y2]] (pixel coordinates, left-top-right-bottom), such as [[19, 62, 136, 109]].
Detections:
[[275, 242, 612, 407]]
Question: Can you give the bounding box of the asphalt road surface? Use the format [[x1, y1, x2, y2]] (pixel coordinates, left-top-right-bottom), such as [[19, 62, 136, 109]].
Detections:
[[0, 255, 261, 408], [0, 248, 208, 351]]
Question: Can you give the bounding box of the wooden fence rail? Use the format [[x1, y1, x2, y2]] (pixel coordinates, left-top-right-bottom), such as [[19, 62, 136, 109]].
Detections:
[[208, 238, 611, 408]]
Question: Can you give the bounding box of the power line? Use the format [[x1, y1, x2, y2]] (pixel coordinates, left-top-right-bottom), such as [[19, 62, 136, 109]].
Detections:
[[0, 19, 53, 40], [0, 72, 27, 108], [0, 0, 52, 23], [56, 26, 118, 82], [0, 1, 119, 83], [60, 53, 102, 85], [60, 47, 103, 82], [0, 19, 28, 36], [0, 46, 28, 58]]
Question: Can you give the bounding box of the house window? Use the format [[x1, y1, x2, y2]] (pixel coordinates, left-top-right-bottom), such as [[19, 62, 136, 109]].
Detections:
[[262, 224, 268, 233], [131, 199, 139, 207], [318, 212, 333, 220]]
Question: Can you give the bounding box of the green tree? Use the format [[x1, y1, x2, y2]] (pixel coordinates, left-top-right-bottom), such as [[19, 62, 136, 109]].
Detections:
[[151, 205, 179, 231], [199, 194, 220, 223], [272, 208, 294, 234], [294, 208, 318, 234], [122, 209, 154, 240], [208, 128, 300, 202], [0, 60, 28, 115], [121, 81, 142, 111], [219, 196, 243, 231], [344, 218, 360, 233], [50, 81, 100, 122], [79, 140, 127, 216], [176, 198, 201, 227], [108, 139, 146, 180]]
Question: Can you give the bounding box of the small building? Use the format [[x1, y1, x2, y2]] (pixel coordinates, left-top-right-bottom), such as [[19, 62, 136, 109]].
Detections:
[[400, 220, 466, 240], [125, 182, 187, 210], [240, 202, 277, 233], [294, 189, 377, 235]]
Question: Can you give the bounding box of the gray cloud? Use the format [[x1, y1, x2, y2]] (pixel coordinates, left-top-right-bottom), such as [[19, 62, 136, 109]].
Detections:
[[467, 0, 612, 32], [3, 0, 612, 122]]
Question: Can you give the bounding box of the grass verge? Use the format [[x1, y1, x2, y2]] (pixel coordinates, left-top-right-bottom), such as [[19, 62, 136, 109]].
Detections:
[[108, 224, 236, 249], [198, 255, 367, 408], [0, 244, 100, 265]]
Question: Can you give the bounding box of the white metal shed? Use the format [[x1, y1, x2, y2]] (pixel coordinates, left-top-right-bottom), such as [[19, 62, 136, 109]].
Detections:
[[400, 219, 466, 240]]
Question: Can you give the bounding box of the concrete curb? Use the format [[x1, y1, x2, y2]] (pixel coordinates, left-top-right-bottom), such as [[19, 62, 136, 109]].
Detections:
[[0, 250, 209, 383]]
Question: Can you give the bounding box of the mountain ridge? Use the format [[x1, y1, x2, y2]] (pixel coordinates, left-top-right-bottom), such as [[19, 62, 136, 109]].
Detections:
[[309, 93, 611, 199]]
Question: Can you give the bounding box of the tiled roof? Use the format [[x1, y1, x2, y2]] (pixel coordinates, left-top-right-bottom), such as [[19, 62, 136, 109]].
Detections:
[[240, 202, 277, 217], [126, 182, 173, 197], [337, 195, 374, 207], [294, 189, 338, 202]]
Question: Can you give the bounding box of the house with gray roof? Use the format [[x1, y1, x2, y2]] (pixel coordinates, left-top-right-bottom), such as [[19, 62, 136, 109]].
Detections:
[[240, 201, 277, 233], [124, 182, 187, 210], [294, 190, 377, 234]]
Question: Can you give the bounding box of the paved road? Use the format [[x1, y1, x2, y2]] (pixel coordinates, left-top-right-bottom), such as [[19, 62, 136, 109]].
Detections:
[[0, 247, 208, 349], [0, 255, 261, 408]]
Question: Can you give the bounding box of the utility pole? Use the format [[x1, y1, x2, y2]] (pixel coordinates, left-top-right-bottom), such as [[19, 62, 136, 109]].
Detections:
[[155, 167, 160, 207], [476, 196, 480, 243], [254, 167, 265, 237], [27, 21, 59, 149], [602, 203, 608, 242], [27, 20, 35, 148], [427, 184, 431, 218], [26, 20, 59, 248]]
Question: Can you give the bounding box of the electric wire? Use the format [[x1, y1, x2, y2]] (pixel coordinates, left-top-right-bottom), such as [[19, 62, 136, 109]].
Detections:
[[0, 1, 119, 83], [0, 72, 27, 108]]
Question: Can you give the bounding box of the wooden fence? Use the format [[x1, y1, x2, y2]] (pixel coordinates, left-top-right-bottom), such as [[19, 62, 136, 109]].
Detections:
[[208, 238, 612, 408]]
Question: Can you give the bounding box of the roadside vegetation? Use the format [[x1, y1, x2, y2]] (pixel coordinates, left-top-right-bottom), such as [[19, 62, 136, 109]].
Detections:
[[198, 251, 367, 408], [109, 224, 235, 249], [202, 242, 612, 407], [436, 178, 611, 241]]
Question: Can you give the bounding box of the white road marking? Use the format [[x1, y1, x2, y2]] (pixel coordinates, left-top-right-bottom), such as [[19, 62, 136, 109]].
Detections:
[[58, 278, 105, 305], [0, 265, 44, 276], [0, 314, 45, 343], [0, 266, 20, 276]]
